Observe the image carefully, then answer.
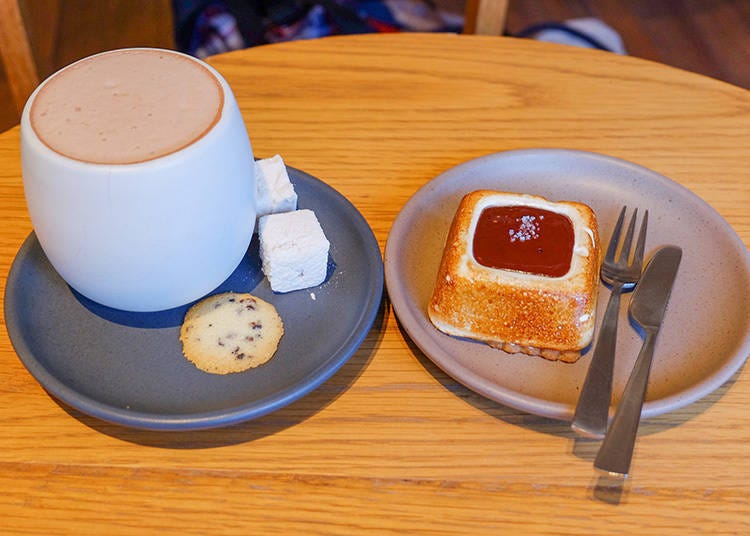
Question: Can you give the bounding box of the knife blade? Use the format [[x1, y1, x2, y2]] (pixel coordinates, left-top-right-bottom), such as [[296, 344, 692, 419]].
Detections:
[[594, 245, 683, 477], [628, 246, 683, 332]]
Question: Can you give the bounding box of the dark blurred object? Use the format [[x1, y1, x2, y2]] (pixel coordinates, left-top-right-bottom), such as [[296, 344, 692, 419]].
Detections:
[[172, 0, 462, 57]]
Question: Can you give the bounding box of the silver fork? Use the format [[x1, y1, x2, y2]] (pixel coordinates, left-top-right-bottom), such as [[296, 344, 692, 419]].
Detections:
[[571, 206, 648, 439]]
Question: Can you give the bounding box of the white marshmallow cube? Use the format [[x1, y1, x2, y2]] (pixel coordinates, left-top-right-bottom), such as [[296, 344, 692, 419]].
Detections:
[[255, 154, 298, 218], [259, 209, 330, 293]]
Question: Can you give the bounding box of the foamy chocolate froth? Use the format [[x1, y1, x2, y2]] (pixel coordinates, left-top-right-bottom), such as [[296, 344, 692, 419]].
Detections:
[[30, 49, 223, 165]]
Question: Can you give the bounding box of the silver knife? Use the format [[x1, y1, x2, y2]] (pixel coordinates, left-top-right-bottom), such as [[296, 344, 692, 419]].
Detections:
[[594, 245, 683, 477]]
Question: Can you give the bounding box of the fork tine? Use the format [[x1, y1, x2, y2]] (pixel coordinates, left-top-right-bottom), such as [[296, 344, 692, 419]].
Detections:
[[617, 208, 638, 264], [605, 206, 627, 263], [631, 209, 648, 270]]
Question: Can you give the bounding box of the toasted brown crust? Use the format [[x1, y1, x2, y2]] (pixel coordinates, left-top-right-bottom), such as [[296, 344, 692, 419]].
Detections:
[[428, 190, 600, 362]]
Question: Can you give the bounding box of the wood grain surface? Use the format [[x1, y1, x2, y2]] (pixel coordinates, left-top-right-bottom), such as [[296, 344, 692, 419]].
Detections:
[[1, 33, 749, 535]]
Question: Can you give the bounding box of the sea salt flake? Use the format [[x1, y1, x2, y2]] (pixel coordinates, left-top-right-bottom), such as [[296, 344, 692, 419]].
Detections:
[[509, 215, 540, 243]]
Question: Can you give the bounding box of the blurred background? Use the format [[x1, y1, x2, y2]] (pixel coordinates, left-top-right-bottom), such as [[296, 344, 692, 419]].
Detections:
[[1, 0, 748, 133]]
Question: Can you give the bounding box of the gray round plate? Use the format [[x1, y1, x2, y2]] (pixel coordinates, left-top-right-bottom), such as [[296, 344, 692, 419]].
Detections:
[[5, 167, 383, 430], [385, 149, 750, 421]]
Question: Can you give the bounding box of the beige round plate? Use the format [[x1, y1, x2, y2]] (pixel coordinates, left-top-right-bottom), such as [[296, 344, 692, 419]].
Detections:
[[385, 149, 750, 420]]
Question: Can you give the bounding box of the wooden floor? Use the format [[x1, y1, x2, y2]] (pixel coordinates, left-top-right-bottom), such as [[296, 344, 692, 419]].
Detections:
[[1, 0, 748, 133], [504, 0, 750, 91]]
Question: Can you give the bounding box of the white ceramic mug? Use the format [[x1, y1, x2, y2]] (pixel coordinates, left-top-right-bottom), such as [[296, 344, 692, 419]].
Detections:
[[20, 48, 256, 312]]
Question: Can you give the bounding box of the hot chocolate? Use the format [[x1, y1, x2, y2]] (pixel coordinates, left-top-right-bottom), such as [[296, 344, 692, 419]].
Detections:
[[30, 49, 223, 165], [21, 47, 255, 311]]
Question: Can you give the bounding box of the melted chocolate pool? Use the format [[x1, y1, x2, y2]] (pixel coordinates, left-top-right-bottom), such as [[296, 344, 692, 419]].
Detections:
[[472, 205, 574, 277]]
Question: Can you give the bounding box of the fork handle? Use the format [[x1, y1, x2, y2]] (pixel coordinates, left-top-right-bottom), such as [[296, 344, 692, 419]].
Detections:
[[571, 283, 624, 439], [594, 330, 657, 476]]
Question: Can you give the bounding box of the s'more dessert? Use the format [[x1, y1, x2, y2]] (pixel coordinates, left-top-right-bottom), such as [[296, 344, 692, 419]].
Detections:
[[428, 190, 600, 363]]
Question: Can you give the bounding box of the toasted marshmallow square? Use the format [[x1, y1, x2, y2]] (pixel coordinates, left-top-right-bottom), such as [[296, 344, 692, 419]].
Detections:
[[255, 154, 298, 218], [259, 209, 330, 293]]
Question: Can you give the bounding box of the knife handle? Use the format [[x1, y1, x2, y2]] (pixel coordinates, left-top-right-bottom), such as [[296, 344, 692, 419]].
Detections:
[[571, 283, 623, 439], [594, 330, 657, 477]]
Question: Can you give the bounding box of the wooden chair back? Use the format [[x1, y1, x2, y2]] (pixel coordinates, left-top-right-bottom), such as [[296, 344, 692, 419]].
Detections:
[[0, 0, 40, 117], [463, 0, 509, 35]]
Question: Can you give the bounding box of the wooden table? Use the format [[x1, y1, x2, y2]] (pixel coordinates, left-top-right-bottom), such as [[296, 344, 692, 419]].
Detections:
[[1, 33, 749, 535]]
